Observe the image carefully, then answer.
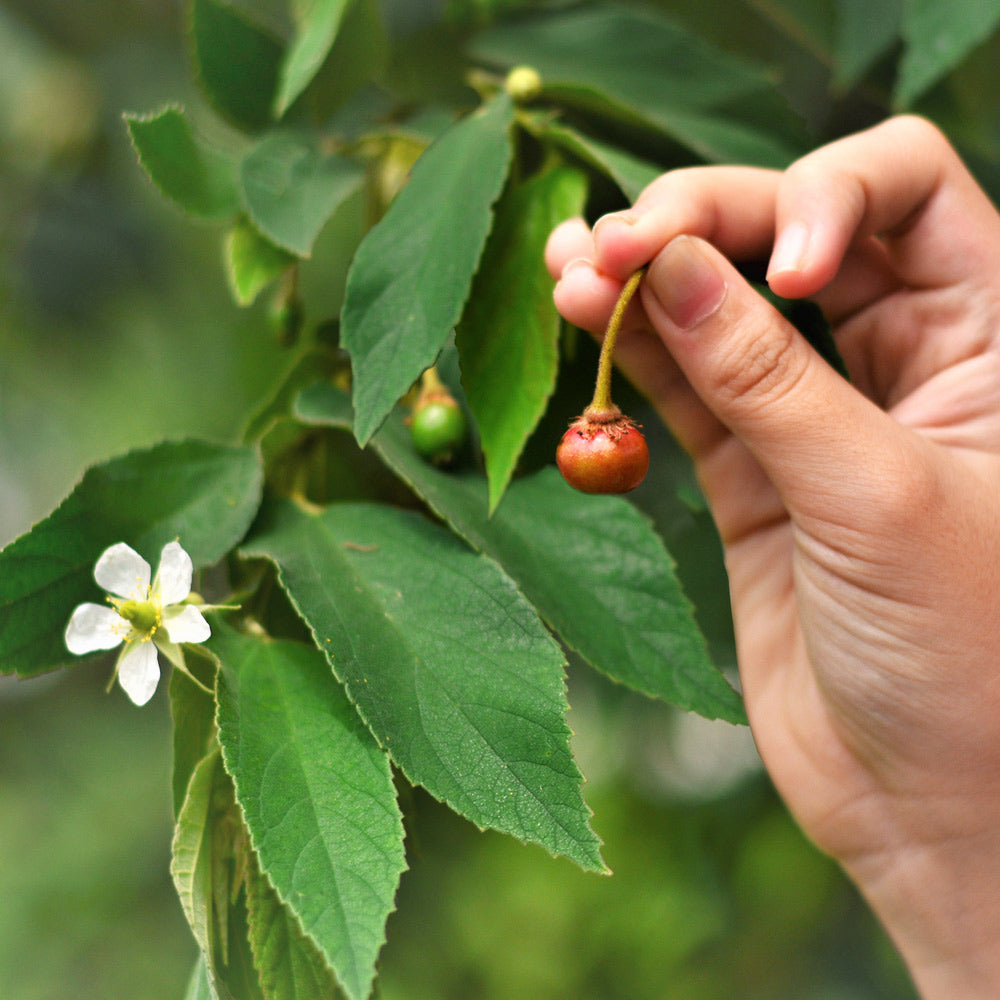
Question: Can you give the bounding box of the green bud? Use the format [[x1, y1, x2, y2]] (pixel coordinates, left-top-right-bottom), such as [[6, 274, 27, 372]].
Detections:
[[505, 65, 543, 103]]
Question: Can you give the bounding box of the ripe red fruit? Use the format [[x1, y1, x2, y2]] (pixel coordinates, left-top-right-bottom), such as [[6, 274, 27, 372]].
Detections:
[[556, 408, 649, 494]]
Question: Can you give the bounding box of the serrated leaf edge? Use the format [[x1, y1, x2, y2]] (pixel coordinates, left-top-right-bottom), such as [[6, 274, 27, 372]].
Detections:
[[239, 504, 608, 874], [212, 632, 406, 1000]]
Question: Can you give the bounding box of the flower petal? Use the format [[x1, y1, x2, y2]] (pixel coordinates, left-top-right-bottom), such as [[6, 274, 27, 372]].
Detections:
[[117, 641, 160, 706], [162, 604, 211, 644], [154, 541, 193, 605], [65, 603, 127, 654], [94, 543, 151, 600]]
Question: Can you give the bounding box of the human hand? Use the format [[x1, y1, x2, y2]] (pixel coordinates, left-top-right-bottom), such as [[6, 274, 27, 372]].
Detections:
[[545, 116, 1000, 998]]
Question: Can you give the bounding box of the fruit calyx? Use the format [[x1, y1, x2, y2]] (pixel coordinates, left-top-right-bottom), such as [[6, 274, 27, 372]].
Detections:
[[568, 404, 642, 443], [579, 403, 625, 430]]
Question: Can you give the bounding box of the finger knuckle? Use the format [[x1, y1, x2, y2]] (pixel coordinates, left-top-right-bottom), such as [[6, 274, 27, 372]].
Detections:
[[888, 114, 949, 152], [709, 319, 807, 416]]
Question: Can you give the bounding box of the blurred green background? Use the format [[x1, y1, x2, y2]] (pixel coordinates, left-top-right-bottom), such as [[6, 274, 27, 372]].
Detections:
[[9, 0, 999, 995]]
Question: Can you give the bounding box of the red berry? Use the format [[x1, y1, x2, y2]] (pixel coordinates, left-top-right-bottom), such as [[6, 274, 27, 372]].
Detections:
[[556, 411, 649, 494]]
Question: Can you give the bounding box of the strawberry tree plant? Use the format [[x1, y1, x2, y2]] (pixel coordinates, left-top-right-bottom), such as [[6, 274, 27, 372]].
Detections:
[[3, 0, 1000, 997]]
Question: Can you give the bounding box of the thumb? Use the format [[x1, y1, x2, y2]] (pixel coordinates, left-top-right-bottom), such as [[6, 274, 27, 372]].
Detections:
[[642, 235, 918, 524]]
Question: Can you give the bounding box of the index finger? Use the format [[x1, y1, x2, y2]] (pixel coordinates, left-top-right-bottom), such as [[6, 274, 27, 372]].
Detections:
[[591, 165, 781, 279]]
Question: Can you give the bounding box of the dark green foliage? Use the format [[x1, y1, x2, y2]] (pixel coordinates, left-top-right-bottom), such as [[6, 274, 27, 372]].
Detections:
[[6, 0, 995, 996]]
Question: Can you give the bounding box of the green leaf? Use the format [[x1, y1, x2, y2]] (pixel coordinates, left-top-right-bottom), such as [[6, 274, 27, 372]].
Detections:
[[341, 92, 515, 445], [241, 499, 606, 871], [833, 0, 904, 92], [456, 165, 587, 511], [172, 748, 224, 975], [172, 747, 265, 1000], [469, 5, 806, 167], [301, 0, 388, 120], [213, 626, 406, 1000], [182, 955, 215, 1000], [225, 217, 297, 306], [751, 0, 835, 55], [170, 659, 220, 818], [295, 385, 746, 724], [245, 856, 345, 1000], [0, 439, 262, 677], [188, 0, 283, 131], [125, 106, 241, 219], [242, 346, 344, 443], [542, 123, 661, 202], [241, 133, 365, 257], [896, 0, 1000, 107], [275, 0, 352, 116]]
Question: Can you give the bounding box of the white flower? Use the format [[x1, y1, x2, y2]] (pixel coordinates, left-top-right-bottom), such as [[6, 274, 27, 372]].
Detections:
[[65, 541, 211, 706]]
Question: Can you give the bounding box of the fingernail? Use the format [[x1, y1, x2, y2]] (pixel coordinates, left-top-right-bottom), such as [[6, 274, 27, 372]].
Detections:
[[767, 221, 811, 278], [593, 208, 644, 238], [652, 236, 727, 330], [560, 256, 594, 278]]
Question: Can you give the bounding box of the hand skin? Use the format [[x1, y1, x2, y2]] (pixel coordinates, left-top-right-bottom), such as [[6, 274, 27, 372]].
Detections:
[[545, 116, 1000, 998]]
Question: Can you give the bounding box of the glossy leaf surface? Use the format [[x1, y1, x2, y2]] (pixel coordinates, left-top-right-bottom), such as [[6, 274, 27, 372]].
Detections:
[[470, 5, 806, 167], [833, 0, 904, 92], [275, 0, 351, 115], [125, 106, 241, 219], [241, 499, 605, 871], [241, 133, 365, 257], [214, 626, 406, 1000], [189, 0, 282, 131], [245, 857, 345, 1000], [457, 165, 587, 511], [295, 385, 745, 724], [542, 123, 661, 202], [341, 93, 515, 445], [896, 0, 1000, 106], [172, 747, 264, 1000], [226, 218, 297, 306]]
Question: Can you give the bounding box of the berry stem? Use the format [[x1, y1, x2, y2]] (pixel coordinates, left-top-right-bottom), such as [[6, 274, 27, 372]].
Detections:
[[587, 267, 646, 417], [420, 365, 445, 393]]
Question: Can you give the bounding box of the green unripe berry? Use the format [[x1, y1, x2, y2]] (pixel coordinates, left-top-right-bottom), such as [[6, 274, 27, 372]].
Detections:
[[505, 65, 543, 103], [411, 398, 468, 467]]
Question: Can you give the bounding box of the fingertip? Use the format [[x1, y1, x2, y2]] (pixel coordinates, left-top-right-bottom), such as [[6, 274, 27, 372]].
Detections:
[[592, 209, 644, 239], [552, 257, 626, 333], [545, 217, 594, 280], [592, 208, 657, 278], [766, 267, 817, 300], [765, 221, 842, 299], [553, 255, 599, 304], [766, 221, 810, 279]]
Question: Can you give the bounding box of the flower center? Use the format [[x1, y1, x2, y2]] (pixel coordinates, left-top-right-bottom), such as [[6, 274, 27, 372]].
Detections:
[[118, 599, 161, 637]]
